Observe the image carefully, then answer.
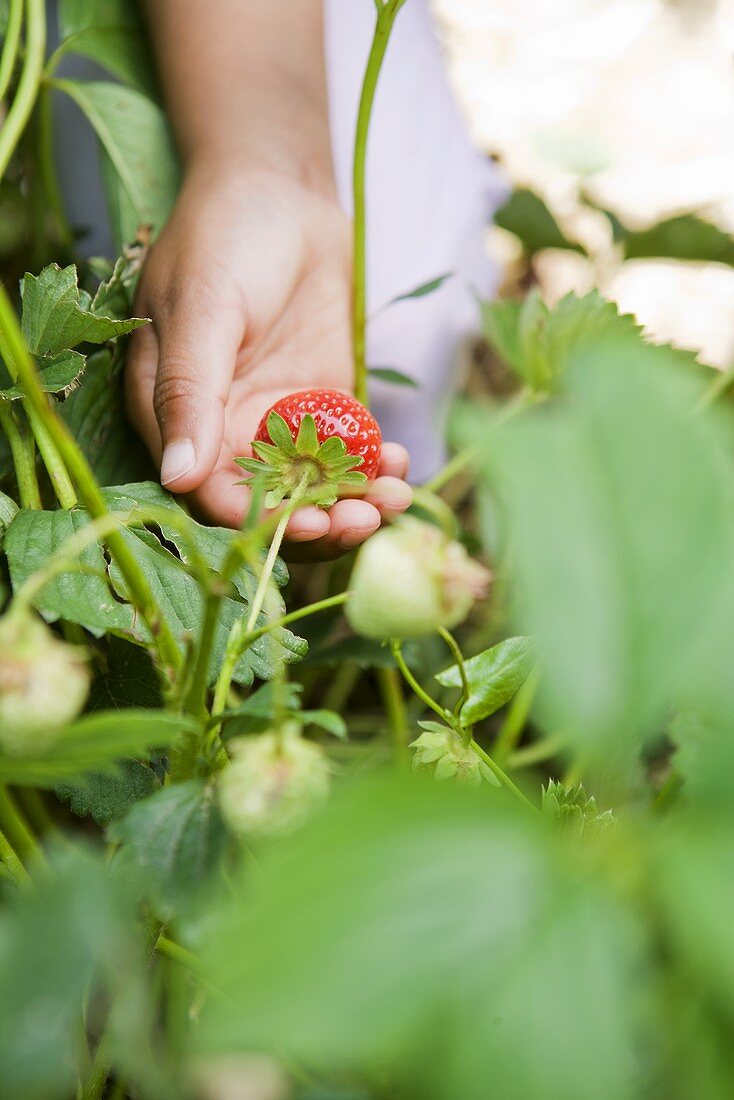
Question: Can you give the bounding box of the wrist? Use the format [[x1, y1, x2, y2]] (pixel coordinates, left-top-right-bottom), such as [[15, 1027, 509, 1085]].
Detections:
[[179, 78, 336, 200]]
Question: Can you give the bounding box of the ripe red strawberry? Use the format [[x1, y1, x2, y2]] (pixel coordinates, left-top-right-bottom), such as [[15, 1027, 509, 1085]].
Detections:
[[237, 389, 382, 509], [254, 389, 382, 480]]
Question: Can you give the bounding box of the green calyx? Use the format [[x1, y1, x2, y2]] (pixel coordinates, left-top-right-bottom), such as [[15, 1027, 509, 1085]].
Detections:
[[236, 411, 367, 509]]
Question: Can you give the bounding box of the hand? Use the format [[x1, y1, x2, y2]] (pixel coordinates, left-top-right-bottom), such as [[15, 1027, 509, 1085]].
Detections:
[[125, 163, 412, 555]]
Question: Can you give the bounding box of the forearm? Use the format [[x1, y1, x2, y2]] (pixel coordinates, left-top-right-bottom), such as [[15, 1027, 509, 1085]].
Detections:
[[142, 0, 335, 192]]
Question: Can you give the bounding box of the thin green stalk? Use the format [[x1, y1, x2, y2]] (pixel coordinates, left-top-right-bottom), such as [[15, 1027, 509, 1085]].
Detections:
[[0, 283, 182, 677], [438, 626, 470, 725], [0, 0, 45, 182], [210, 485, 310, 722], [378, 666, 410, 763], [0, 317, 77, 508], [352, 0, 407, 403], [0, 784, 37, 861], [37, 81, 75, 250], [493, 665, 540, 765], [0, 0, 23, 103], [0, 827, 29, 886], [424, 448, 474, 495], [471, 739, 538, 813], [509, 731, 566, 769], [390, 638, 450, 724], [0, 401, 41, 508]]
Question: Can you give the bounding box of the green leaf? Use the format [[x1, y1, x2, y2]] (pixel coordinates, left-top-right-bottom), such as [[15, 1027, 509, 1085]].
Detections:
[[471, 336, 734, 756], [56, 27, 157, 97], [0, 709, 193, 787], [495, 188, 586, 256], [296, 413, 319, 457], [388, 272, 452, 304], [436, 636, 536, 725], [541, 780, 615, 839], [0, 349, 86, 400], [58, 0, 141, 39], [55, 80, 180, 242], [0, 489, 18, 540], [109, 779, 229, 919], [621, 212, 734, 267], [5, 506, 138, 638], [20, 263, 147, 356], [367, 366, 419, 388], [480, 290, 642, 391], [300, 709, 348, 738], [5, 485, 304, 683], [267, 410, 298, 454], [56, 759, 157, 825], [60, 349, 156, 485], [0, 844, 155, 1098], [199, 772, 640, 1100]]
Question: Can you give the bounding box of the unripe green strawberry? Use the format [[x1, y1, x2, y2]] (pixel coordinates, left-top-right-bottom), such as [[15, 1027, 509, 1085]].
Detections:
[[0, 609, 90, 756], [346, 518, 490, 639], [218, 724, 331, 840], [411, 721, 493, 786]]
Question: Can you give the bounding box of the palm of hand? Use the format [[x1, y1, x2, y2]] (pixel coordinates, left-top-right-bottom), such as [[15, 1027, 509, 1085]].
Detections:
[[127, 169, 411, 554]]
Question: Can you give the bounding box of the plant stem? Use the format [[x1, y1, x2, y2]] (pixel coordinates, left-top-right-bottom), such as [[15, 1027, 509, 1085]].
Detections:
[[493, 665, 540, 765], [378, 666, 410, 764], [243, 590, 350, 651], [0, 827, 29, 886], [0, 0, 23, 104], [424, 448, 474, 495], [0, 401, 41, 508], [470, 739, 538, 813], [352, 1, 406, 404], [0, 0, 45, 182], [37, 81, 75, 251], [0, 323, 78, 509], [0, 283, 182, 678], [390, 638, 451, 724], [438, 626, 470, 724], [0, 784, 38, 861]]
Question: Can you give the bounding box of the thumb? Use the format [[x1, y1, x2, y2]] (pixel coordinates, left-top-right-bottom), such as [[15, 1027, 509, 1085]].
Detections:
[[153, 283, 243, 492]]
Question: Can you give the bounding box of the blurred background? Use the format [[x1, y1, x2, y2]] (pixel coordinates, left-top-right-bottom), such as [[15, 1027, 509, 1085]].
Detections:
[[433, 0, 734, 369]]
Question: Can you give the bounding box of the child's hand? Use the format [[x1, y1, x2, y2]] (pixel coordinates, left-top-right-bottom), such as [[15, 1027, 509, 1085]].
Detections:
[[126, 164, 412, 555]]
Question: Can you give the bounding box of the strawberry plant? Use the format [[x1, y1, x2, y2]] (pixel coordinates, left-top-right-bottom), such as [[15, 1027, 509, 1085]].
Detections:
[[1, 3, 734, 1100]]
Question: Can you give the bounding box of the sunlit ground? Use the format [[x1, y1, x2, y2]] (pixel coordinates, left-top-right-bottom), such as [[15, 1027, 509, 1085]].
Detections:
[[433, 0, 734, 367]]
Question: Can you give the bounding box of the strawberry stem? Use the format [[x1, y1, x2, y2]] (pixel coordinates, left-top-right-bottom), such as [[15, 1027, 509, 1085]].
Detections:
[[352, 0, 408, 405]]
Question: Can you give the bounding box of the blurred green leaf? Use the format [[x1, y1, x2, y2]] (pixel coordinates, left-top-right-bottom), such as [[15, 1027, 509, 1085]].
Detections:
[[541, 780, 615, 839], [20, 263, 147, 356], [436, 635, 536, 725], [199, 773, 640, 1100], [58, 0, 140, 38], [367, 366, 419, 388], [468, 336, 734, 758], [622, 213, 734, 267], [0, 844, 151, 1098], [481, 290, 642, 391], [495, 188, 586, 256], [56, 759, 158, 825], [55, 80, 179, 242], [55, 28, 157, 97], [388, 273, 452, 304], [300, 709, 347, 738], [109, 779, 229, 919], [0, 709, 194, 787]]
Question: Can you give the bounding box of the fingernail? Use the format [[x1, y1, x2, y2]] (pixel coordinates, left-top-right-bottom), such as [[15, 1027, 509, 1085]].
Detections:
[[161, 439, 196, 485], [339, 526, 377, 550]]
